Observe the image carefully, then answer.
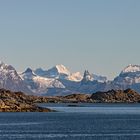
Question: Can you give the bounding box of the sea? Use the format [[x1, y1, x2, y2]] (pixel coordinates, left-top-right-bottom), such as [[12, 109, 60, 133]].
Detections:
[[0, 103, 140, 140]]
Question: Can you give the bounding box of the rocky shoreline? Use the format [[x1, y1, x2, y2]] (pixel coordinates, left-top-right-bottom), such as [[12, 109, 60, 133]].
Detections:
[[0, 89, 53, 112], [0, 88, 140, 112], [49, 89, 140, 103]]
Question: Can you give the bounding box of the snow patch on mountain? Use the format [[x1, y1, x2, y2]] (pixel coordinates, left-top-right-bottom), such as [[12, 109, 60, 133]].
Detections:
[[20, 68, 65, 95], [121, 64, 140, 74], [109, 64, 140, 93], [55, 65, 70, 75], [67, 72, 83, 82]]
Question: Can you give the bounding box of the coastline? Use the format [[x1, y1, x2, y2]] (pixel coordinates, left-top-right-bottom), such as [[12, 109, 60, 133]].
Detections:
[[0, 88, 140, 112]]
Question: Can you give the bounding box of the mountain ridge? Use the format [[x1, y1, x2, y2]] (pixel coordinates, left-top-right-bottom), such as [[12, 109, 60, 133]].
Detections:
[[0, 61, 140, 96]]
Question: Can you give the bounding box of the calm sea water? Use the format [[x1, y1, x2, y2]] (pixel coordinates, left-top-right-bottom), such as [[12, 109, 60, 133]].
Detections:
[[0, 104, 140, 140]]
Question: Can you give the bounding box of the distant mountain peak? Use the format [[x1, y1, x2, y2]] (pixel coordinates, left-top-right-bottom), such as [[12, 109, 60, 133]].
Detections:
[[22, 68, 37, 78], [54, 64, 70, 75], [83, 70, 90, 77], [82, 70, 94, 82], [45, 64, 70, 78], [0, 61, 16, 72], [24, 68, 33, 73], [121, 64, 140, 74], [0, 61, 31, 94], [81, 70, 107, 84]]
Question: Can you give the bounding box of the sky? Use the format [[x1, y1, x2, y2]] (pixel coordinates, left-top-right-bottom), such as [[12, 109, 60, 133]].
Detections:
[[0, 0, 140, 79]]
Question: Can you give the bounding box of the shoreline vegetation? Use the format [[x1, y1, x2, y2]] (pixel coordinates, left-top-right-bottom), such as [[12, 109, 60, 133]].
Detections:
[[0, 88, 140, 112]]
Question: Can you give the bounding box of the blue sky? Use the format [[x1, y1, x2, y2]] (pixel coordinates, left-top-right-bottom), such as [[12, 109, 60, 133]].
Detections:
[[0, 0, 140, 79]]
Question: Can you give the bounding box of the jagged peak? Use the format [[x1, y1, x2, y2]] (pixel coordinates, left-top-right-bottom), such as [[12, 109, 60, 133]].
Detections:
[[21, 68, 37, 78], [0, 61, 16, 71], [83, 70, 90, 76], [82, 70, 93, 82]]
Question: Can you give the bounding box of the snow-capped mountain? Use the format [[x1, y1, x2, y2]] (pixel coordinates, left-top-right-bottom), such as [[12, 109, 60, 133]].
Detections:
[[33, 65, 83, 95], [20, 68, 65, 95], [34, 65, 83, 82], [33, 66, 107, 94], [1, 61, 140, 96], [0, 62, 31, 94], [33, 64, 140, 94], [42, 64, 70, 79], [79, 70, 108, 93], [121, 64, 140, 74], [0, 62, 108, 95], [112, 64, 140, 92]]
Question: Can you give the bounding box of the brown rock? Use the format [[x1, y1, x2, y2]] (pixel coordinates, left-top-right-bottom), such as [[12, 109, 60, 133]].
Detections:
[[91, 89, 140, 103]]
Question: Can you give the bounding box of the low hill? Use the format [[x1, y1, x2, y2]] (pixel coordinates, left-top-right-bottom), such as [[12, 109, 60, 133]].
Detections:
[[0, 89, 52, 112], [91, 89, 140, 103]]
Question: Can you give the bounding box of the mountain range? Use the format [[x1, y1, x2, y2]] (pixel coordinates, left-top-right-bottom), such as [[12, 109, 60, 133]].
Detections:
[[0, 61, 140, 96]]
